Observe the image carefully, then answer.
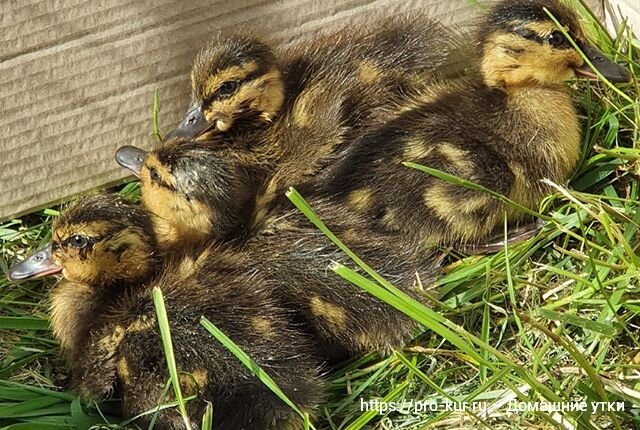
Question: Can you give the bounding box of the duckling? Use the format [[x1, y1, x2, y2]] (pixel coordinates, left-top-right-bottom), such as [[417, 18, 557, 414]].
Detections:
[[309, 0, 631, 250], [115, 142, 266, 251], [7, 194, 323, 430], [118, 17, 469, 253], [165, 16, 466, 143], [115, 145, 439, 361], [115, 20, 468, 251]]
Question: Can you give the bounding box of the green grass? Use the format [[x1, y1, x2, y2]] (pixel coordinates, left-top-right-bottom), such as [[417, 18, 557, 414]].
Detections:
[[1, 2, 639, 429]]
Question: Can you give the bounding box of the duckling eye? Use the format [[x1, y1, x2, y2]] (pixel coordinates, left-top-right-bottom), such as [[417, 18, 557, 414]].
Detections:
[[68, 235, 89, 249], [547, 31, 567, 48], [149, 167, 161, 183], [216, 81, 239, 98]]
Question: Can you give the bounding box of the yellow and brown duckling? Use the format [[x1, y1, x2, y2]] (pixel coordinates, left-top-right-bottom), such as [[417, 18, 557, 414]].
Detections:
[[165, 15, 466, 143], [163, 16, 468, 209], [115, 147, 439, 361], [116, 141, 266, 251], [308, 0, 631, 251], [7, 194, 323, 429], [115, 16, 468, 252]]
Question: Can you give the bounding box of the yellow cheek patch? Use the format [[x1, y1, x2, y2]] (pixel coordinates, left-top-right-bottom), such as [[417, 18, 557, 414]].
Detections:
[[141, 187, 212, 250], [482, 31, 584, 88], [203, 68, 284, 131], [51, 225, 153, 285], [204, 100, 235, 124], [114, 227, 152, 257], [61, 257, 100, 284], [57, 231, 151, 284], [310, 296, 347, 330], [347, 188, 375, 212], [251, 68, 284, 123]]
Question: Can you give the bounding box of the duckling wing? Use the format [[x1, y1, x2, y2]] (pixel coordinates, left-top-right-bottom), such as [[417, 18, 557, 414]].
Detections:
[[310, 85, 519, 249], [262, 14, 471, 187], [246, 204, 441, 360]]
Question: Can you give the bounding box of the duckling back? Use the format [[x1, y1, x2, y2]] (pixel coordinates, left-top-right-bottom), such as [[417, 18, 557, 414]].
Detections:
[[114, 251, 324, 429], [242, 197, 440, 361], [264, 14, 469, 172], [308, 0, 629, 249], [244, 15, 470, 228]]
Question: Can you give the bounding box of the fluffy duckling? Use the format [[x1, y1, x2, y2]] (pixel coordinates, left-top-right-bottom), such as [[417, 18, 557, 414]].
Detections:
[[7, 194, 323, 430], [115, 142, 266, 250], [116, 145, 438, 361], [310, 0, 631, 250], [166, 15, 465, 140], [165, 15, 466, 152]]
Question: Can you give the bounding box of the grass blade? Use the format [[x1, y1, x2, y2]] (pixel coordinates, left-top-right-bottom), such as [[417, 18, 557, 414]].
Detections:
[[200, 316, 313, 429], [152, 287, 193, 430]]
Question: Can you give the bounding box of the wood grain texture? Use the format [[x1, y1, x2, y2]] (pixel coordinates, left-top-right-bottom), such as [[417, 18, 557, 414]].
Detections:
[[0, 0, 605, 220]]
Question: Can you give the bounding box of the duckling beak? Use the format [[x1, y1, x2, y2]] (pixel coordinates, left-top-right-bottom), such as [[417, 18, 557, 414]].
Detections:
[[115, 145, 148, 178], [164, 104, 211, 141], [575, 44, 631, 83], [7, 243, 62, 282]]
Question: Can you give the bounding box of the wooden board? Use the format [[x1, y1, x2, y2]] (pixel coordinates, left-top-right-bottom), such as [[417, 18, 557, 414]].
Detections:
[[0, 0, 612, 220]]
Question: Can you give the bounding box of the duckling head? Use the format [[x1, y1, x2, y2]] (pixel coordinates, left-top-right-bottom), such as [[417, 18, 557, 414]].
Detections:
[[115, 143, 262, 250], [478, 0, 630, 89], [166, 34, 284, 142], [7, 195, 159, 286]]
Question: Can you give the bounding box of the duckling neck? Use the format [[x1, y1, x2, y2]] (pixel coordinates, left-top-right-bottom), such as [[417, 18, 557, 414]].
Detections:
[[49, 280, 136, 360], [493, 83, 581, 211], [50, 281, 99, 358], [503, 84, 580, 175]]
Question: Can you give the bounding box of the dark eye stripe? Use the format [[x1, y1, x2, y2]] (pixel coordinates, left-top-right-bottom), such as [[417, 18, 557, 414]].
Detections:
[[53, 224, 120, 254], [202, 68, 266, 106], [148, 168, 176, 191], [513, 26, 545, 44], [512, 26, 574, 50]]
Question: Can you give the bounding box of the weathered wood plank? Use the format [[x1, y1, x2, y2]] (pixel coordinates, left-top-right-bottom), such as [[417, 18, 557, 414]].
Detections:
[[0, 0, 608, 220]]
